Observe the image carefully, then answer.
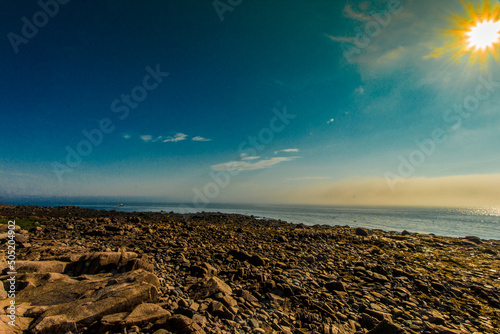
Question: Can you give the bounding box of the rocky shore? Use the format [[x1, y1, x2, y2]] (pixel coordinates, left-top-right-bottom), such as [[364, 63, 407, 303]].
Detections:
[[1, 204, 499, 334]]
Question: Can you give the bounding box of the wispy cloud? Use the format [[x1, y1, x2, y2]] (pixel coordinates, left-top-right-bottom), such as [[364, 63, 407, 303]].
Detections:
[[137, 133, 207, 143], [211, 156, 299, 172], [327, 118, 335, 124], [324, 34, 354, 43], [163, 133, 187, 142], [140, 135, 164, 143], [192, 136, 212, 142], [275, 148, 299, 154], [241, 155, 260, 161], [123, 134, 131, 139]]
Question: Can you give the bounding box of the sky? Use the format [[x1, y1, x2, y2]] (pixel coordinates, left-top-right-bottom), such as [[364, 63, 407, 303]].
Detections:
[[1, 0, 500, 208]]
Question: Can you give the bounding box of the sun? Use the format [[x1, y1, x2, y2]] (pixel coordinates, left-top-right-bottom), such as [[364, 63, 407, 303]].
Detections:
[[466, 19, 500, 51], [430, 0, 500, 66]]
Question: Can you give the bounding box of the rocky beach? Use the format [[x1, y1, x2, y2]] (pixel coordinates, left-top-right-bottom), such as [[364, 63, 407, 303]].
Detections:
[[1, 204, 499, 334]]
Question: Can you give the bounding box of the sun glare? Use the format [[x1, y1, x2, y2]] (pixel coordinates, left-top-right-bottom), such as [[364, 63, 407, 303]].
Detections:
[[431, 0, 500, 65], [466, 19, 500, 50]]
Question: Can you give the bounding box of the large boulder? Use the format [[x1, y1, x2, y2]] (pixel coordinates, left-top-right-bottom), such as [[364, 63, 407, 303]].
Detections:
[[17, 269, 160, 333], [67, 252, 149, 275]]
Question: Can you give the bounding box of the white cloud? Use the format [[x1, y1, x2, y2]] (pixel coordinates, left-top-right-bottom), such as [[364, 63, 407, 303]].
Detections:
[[354, 86, 365, 95], [163, 133, 187, 142], [327, 118, 335, 124], [211, 156, 299, 172], [242, 155, 260, 161], [192, 136, 212, 142], [140, 135, 153, 142], [274, 148, 299, 154], [123, 134, 131, 139]]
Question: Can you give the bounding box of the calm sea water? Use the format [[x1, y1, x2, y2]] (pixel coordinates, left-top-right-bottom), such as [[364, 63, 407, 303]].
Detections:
[[31, 201, 499, 240], [3, 198, 499, 240]]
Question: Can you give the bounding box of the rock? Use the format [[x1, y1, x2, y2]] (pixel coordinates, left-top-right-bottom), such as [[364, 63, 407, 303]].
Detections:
[[365, 308, 392, 321], [0, 313, 34, 333], [361, 313, 378, 330], [34, 282, 158, 326], [190, 265, 208, 277], [164, 314, 206, 334], [18, 269, 159, 306], [203, 262, 218, 275], [366, 319, 407, 334], [325, 281, 347, 292], [14, 234, 27, 243], [304, 255, 316, 263], [30, 315, 77, 334], [208, 300, 235, 320], [228, 250, 251, 261], [356, 227, 369, 236], [268, 293, 285, 305], [0, 280, 7, 299], [192, 314, 207, 326], [5, 261, 68, 274], [434, 325, 461, 334], [372, 272, 389, 283], [217, 294, 238, 308], [21, 269, 159, 330], [249, 318, 260, 328], [236, 289, 258, 302], [153, 330, 171, 334], [277, 235, 288, 242], [249, 255, 266, 266], [99, 311, 128, 327], [189, 276, 232, 299], [24, 306, 50, 318], [465, 236, 482, 244], [125, 255, 155, 272], [190, 262, 218, 278], [68, 252, 148, 275], [123, 303, 170, 326]]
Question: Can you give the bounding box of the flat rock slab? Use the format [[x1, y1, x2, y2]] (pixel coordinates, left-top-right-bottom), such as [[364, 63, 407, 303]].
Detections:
[[14, 269, 160, 333]]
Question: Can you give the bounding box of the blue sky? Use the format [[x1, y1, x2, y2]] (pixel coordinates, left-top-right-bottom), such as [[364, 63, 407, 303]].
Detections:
[[1, 0, 500, 208]]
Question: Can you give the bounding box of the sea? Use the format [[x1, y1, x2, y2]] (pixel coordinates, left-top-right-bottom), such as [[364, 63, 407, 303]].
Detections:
[[5, 198, 500, 240]]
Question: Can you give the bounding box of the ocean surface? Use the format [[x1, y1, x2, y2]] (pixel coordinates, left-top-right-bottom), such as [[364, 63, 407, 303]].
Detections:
[[6, 199, 499, 240]]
